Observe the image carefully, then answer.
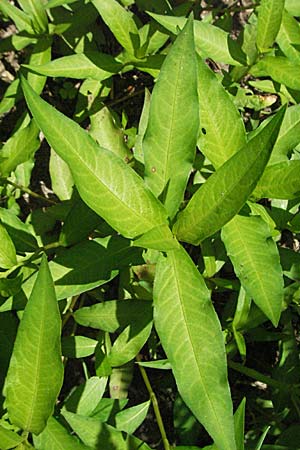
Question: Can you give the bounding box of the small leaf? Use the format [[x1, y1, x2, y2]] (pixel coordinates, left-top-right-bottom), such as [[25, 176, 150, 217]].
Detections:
[[154, 246, 236, 450], [256, 0, 285, 52], [0, 424, 24, 449], [221, 215, 284, 326], [63, 377, 107, 417], [253, 160, 300, 200], [27, 36, 53, 96], [5, 255, 64, 435], [115, 401, 150, 435], [276, 10, 300, 64], [250, 56, 300, 91], [17, 0, 48, 33], [0, 207, 38, 252], [0, 0, 34, 33], [173, 108, 285, 245], [0, 222, 17, 269], [22, 77, 171, 247], [143, 16, 199, 218], [61, 336, 98, 358], [92, 0, 140, 55], [270, 104, 300, 164]]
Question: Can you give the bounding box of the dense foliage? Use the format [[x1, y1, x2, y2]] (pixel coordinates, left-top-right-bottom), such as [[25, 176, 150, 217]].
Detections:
[[0, 1, 300, 449]]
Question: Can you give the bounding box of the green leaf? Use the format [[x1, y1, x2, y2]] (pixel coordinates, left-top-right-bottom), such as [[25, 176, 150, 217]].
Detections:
[[173, 108, 285, 245], [197, 57, 246, 169], [92, 0, 140, 55], [63, 377, 107, 417], [270, 104, 300, 164], [221, 215, 284, 326], [49, 149, 74, 201], [0, 119, 40, 177], [256, 0, 285, 52], [286, 0, 300, 15], [148, 13, 243, 65], [134, 88, 150, 163], [0, 424, 24, 449], [89, 103, 132, 162], [250, 56, 300, 91], [0, 0, 34, 33], [27, 36, 53, 95], [0, 222, 17, 269], [115, 401, 150, 434], [276, 10, 300, 64], [21, 77, 172, 247], [5, 255, 63, 435], [33, 416, 92, 450], [254, 160, 300, 199], [25, 52, 122, 82], [61, 336, 98, 358], [0, 208, 38, 252], [62, 410, 152, 450], [153, 246, 236, 450], [74, 299, 152, 332], [0, 79, 21, 116], [17, 0, 48, 33], [143, 16, 199, 219]]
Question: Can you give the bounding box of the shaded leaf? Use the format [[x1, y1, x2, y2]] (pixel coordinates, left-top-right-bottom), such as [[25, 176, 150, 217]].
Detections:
[[153, 246, 236, 450], [0, 222, 17, 269], [63, 377, 107, 417], [61, 336, 98, 358]]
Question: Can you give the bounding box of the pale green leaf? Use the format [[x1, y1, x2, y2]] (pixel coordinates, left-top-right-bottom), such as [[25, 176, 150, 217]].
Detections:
[[0, 222, 17, 269], [286, 0, 300, 15], [5, 255, 64, 435], [134, 88, 150, 163], [0, 119, 40, 177], [254, 160, 300, 199], [61, 336, 98, 358], [33, 416, 92, 450], [256, 0, 285, 52], [197, 57, 246, 168], [0, 424, 24, 449], [115, 401, 150, 435], [63, 377, 107, 417], [62, 410, 152, 450], [148, 13, 242, 65], [27, 36, 52, 95], [17, 0, 48, 33], [25, 52, 122, 82], [143, 16, 199, 218], [0, 0, 34, 33], [109, 364, 134, 400], [173, 108, 285, 245], [221, 215, 284, 326], [21, 77, 171, 248], [276, 10, 300, 63], [153, 246, 236, 450], [49, 149, 74, 201], [137, 359, 172, 370], [250, 56, 300, 91], [92, 0, 140, 55], [270, 104, 300, 164], [133, 224, 179, 250], [74, 299, 152, 332]]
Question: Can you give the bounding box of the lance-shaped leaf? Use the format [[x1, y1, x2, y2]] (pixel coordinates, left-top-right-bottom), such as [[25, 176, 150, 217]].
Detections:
[[148, 13, 243, 65], [92, 0, 140, 55], [197, 57, 246, 169], [276, 10, 300, 64], [0, 424, 25, 449], [153, 246, 236, 450], [27, 36, 52, 96], [250, 56, 300, 91], [221, 215, 284, 326], [256, 0, 285, 52], [50, 149, 74, 201], [0, 0, 34, 33], [253, 160, 300, 200], [33, 416, 92, 450], [270, 104, 300, 164], [173, 108, 285, 245], [17, 0, 48, 33], [21, 77, 171, 246], [5, 255, 64, 435], [24, 52, 122, 82], [0, 221, 17, 269], [143, 16, 199, 219]]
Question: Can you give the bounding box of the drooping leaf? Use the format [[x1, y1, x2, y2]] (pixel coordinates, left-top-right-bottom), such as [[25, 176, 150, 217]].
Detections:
[[0, 119, 40, 177], [197, 57, 246, 169], [49, 149, 74, 201], [143, 16, 199, 218], [25, 52, 122, 82], [33, 416, 92, 450], [61, 336, 98, 358], [153, 246, 236, 450], [253, 160, 300, 199], [115, 401, 150, 435], [222, 214, 284, 326], [148, 13, 243, 65], [74, 299, 152, 332], [173, 108, 285, 245], [0, 222, 17, 269], [250, 56, 300, 91], [62, 410, 152, 450], [92, 0, 140, 55], [256, 0, 285, 52], [5, 255, 64, 435], [21, 77, 172, 249]]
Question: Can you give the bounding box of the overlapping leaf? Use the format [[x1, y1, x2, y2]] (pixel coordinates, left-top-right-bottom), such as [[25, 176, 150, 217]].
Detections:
[[254, 160, 300, 199], [5, 256, 63, 435], [250, 56, 300, 91], [256, 0, 285, 52], [153, 246, 236, 450], [270, 104, 300, 164], [173, 108, 284, 245], [0, 222, 17, 269], [276, 10, 300, 63], [143, 16, 199, 218]]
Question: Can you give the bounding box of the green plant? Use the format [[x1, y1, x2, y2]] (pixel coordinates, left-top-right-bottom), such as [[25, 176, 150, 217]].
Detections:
[[0, 1, 300, 449]]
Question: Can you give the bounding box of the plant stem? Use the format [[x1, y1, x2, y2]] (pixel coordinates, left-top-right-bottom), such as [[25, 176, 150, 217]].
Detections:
[[1, 178, 57, 205], [136, 355, 170, 450]]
